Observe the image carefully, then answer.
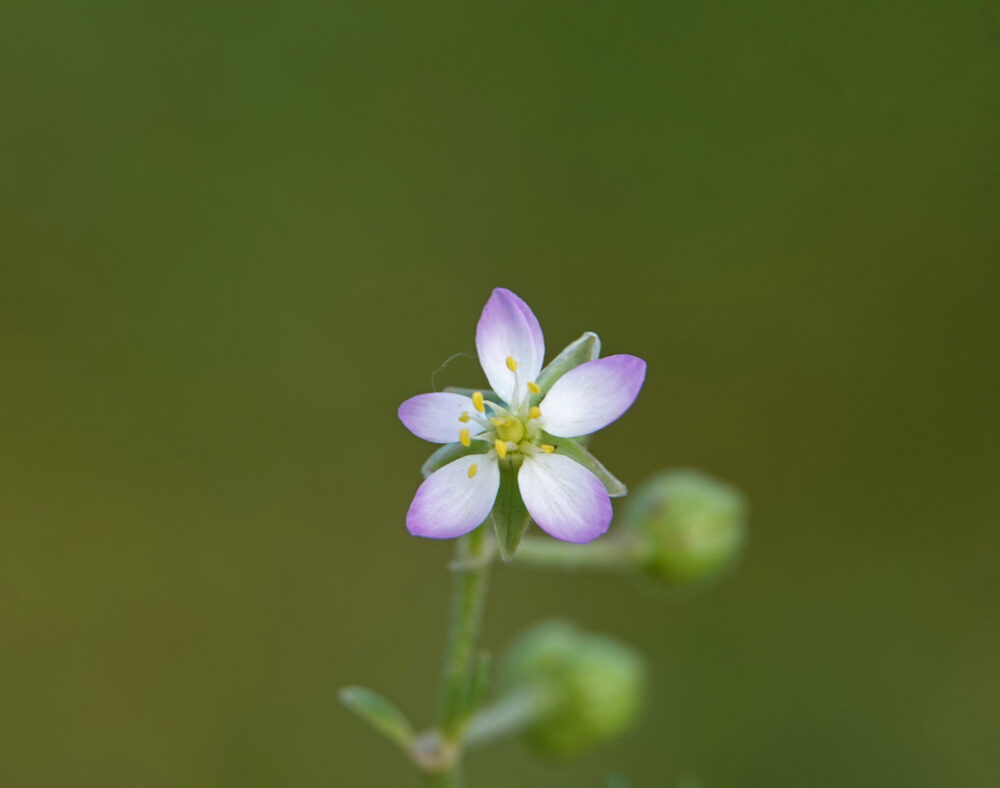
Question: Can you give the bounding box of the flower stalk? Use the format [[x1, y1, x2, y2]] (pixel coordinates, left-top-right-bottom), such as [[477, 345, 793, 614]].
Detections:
[[462, 686, 554, 750], [513, 535, 645, 571]]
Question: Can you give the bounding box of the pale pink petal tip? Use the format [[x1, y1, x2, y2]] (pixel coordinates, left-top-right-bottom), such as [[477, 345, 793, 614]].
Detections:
[[398, 392, 478, 444], [517, 453, 612, 543], [539, 354, 646, 438], [475, 288, 545, 404], [406, 455, 500, 539]]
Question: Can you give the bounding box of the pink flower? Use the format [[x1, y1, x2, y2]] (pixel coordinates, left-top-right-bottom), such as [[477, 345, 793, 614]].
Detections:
[[399, 288, 646, 544]]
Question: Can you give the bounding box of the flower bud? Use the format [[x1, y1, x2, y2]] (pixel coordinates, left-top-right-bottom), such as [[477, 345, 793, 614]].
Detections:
[[624, 470, 746, 588], [500, 621, 644, 757]]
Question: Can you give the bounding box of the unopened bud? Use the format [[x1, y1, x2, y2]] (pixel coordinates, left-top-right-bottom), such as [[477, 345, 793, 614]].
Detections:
[[624, 470, 747, 588], [500, 621, 644, 756]]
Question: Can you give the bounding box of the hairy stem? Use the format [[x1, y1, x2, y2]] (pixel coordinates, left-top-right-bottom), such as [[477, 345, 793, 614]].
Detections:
[[433, 524, 492, 785], [427, 768, 462, 788]]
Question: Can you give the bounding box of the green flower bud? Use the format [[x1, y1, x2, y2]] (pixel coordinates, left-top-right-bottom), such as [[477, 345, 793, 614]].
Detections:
[[500, 621, 644, 757], [624, 470, 747, 588]]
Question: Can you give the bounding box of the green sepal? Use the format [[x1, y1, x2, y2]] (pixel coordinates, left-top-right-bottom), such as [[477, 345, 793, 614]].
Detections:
[[533, 332, 601, 400], [543, 434, 627, 497], [443, 386, 503, 406], [338, 685, 415, 753], [421, 441, 490, 479], [492, 460, 531, 562]]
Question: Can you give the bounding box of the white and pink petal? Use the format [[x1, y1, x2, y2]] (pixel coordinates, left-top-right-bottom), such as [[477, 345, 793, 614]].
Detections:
[[538, 354, 646, 438], [517, 452, 612, 544], [475, 288, 545, 405], [398, 392, 481, 443], [406, 454, 500, 539]]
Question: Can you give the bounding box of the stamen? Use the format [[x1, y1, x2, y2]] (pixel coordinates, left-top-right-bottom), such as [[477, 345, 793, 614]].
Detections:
[[506, 356, 518, 371], [494, 438, 508, 459], [528, 406, 542, 420], [540, 444, 555, 454], [468, 463, 478, 478], [527, 381, 540, 394], [460, 429, 471, 447], [459, 412, 470, 423], [472, 391, 485, 413]]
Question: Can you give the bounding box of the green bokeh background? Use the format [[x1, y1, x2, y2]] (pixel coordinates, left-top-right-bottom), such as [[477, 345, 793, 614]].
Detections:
[[2, 2, 997, 786]]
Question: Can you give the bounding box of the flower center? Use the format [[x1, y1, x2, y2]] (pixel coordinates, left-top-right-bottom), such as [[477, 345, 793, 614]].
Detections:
[[492, 415, 525, 444], [466, 375, 552, 461]]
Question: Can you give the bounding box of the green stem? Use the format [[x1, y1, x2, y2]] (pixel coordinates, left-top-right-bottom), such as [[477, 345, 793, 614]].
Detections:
[[427, 768, 462, 788], [513, 535, 643, 571], [437, 525, 492, 760]]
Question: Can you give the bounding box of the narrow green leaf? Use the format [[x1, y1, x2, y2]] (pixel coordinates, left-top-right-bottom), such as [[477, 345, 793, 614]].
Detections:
[[492, 462, 531, 562], [421, 442, 490, 478], [338, 685, 415, 752], [544, 435, 628, 497], [533, 332, 601, 399]]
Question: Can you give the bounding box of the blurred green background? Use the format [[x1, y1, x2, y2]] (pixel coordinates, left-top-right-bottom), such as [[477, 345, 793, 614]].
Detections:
[[2, 1, 997, 786]]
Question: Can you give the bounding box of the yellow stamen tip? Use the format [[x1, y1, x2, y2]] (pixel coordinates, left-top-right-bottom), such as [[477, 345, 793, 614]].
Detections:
[[459, 429, 471, 447], [459, 412, 470, 423], [528, 406, 542, 420], [494, 438, 508, 459], [527, 381, 540, 394], [540, 444, 555, 454], [472, 391, 485, 413], [506, 356, 518, 371], [468, 463, 478, 478]]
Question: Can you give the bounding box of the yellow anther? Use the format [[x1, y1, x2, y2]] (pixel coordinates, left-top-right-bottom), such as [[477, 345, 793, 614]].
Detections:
[[468, 463, 478, 479], [506, 356, 518, 371], [494, 438, 508, 459], [459, 412, 470, 423], [527, 381, 540, 394], [528, 406, 542, 420], [540, 444, 555, 454], [459, 429, 471, 447], [472, 391, 485, 413], [490, 417, 500, 426]]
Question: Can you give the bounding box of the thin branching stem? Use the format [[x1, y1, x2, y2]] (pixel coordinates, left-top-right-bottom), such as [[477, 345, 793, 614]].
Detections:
[[432, 525, 492, 785], [462, 686, 553, 750], [427, 767, 462, 788], [513, 535, 643, 571]]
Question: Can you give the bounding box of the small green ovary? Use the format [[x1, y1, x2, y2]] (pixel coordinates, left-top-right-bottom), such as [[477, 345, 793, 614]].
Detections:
[[493, 415, 525, 444]]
